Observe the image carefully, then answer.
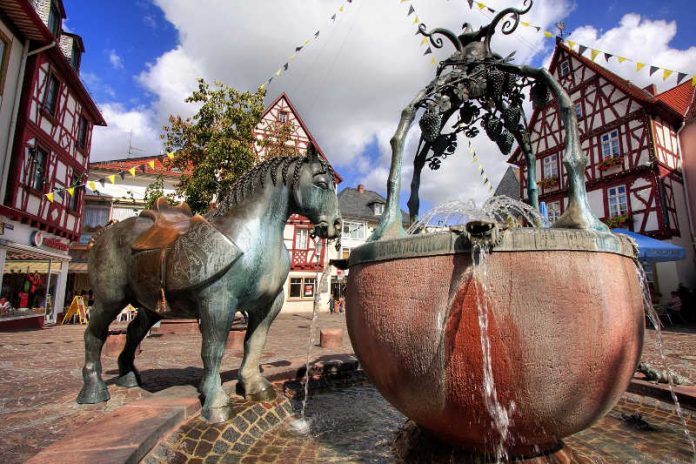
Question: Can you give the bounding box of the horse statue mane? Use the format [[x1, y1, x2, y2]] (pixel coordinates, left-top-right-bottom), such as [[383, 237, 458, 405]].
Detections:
[[209, 149, 336, 218]]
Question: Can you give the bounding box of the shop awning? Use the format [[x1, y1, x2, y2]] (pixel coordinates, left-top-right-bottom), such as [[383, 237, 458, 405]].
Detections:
[[68, 262, 88, 273], [612, 228, 686, 263]]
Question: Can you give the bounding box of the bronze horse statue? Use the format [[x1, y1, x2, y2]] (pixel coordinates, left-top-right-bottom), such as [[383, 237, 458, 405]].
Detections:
[[77, 150, 341, 422]]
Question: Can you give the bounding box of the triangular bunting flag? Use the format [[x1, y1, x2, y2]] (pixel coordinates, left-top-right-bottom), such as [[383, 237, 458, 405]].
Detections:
[[295, 45, 303, 52], [148, 160, 156, 169], [420, 36, 428, 46], [567, 40, 575, 49], [400, 0, 409, 3], [88, 181, 97, 191], [339, 5, 344, 12], [431, 56, 437, 65], [304, 39, 310, 46], [604, 53, 613, 62], [139, 164, 147, 173], [267, 76, 274, 84], [331, 14, 336, 21], [487, 7, 496, 13], [119, 171, 126, 181], [676, 72, 688, 84], [617, 56, 627, 63], [275, 68, 282, 77], [662, 69, 673, 81], [533, 26, 541, 32], [692, 75, 696, 87], [413, 15, 419, 24], [98, 178, 106, 187], [467, 0, 474, 8], [128, 167, 137, 176], [649, 65, 659, 76], [108, 175, 116, 184], [167, 152, 175, 159], [544, 31, 553, 39], [423, 46, 432, 56], [578, 45, 588, 56], [45, 192, 54, 203], [314, 30, 320, 38], [636, 62, 645, 72], [408, 5, 415, 15], [289, 53, 296, 60], [476, 2, 485, 10], [66, 187, 75, 197], [590, 49, 600, 61], [521, 21, 530, 27], [283, 62, 289, 71]]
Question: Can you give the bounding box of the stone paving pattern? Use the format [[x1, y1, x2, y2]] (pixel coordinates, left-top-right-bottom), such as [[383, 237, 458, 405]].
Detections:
[[0, 316, 694, 463], [0, 313, 351, 464]]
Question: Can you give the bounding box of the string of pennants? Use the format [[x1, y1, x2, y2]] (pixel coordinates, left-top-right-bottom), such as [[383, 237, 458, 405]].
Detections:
[[399, 0, 438, 66], [44, 152, 178, 203], [468, 141, 495, 194], [259, 0, 355, 90], [469, 0, 696, 87]]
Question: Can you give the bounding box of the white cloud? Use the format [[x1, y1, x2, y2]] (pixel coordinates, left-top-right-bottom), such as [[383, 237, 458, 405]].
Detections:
[[90, 103, 161, 162], [108, 49, 124, 70]]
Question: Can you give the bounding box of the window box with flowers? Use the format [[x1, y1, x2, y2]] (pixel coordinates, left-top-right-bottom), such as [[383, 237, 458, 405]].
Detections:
[[597, 155, 624, 172], [603, 213, 631, 228], [537, 176, 559, 189]]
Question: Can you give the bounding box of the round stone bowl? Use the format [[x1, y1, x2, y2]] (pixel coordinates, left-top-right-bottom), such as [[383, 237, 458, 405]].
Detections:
[[345, 228, 644, 457]]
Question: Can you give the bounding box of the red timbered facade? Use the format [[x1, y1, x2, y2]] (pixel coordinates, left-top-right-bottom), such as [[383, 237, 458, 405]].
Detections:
[[510, 40, 695, 293]]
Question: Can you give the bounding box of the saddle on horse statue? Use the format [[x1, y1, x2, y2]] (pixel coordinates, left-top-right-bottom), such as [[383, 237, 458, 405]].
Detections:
[[132, 198, 242, 310]]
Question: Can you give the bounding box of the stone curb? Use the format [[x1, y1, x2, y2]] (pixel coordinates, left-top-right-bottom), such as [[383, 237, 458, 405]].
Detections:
[[26, 354, 358, 464], [628, 374, 696, 410]]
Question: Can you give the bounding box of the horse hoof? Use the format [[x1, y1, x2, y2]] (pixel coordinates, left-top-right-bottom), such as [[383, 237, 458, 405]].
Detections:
[[202, 405, 232, 423], [247, 387, 277, 403], [76, 382, 110, 404], [115, 371, 140, 388]]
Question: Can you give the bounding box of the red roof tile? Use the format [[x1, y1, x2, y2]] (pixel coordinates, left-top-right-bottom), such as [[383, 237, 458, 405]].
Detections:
[[656, 81, 696, 118], [89, 155, 186, 177]]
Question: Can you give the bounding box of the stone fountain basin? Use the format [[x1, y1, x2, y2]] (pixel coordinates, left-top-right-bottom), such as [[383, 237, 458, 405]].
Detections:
[[345, 228, 644, 455]]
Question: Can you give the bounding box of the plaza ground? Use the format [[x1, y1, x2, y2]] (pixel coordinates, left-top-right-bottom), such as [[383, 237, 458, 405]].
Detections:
[[0, 313, 694, 463]]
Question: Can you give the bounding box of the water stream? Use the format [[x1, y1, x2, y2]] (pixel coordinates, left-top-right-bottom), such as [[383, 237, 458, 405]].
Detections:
[[636, 264, 696, 463]]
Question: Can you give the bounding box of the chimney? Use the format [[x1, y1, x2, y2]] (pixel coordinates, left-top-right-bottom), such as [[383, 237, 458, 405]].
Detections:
[[357, 184, 365, 193], [643, 84, 657, 96]]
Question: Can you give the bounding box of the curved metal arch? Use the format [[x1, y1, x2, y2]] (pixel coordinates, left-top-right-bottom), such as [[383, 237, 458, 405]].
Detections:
[[483, 0, 533, 56], [418, 23, 463, 52]]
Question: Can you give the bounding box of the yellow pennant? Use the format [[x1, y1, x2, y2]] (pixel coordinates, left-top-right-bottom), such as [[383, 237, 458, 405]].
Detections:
[[289, 53, 297, 60], [413, 15, 419, 24], [636, 62, 645, 71], [476, 2, 485, 10], [66, 187, 75, 197], [692, 75, 696, 87], [420, 36, 428, 46], [339, 4, 344, 12], [275, 68, 282, 77], [521, 21, 530, 27], [543, 31, 553, 39], [148, 160, 155, 169], [400, 0, 409, 3], [567, 40, 576, 49], [617, 56, 627, 63], [590, 49, 600, 61], [431, 56, 437, 65], [45, 192, 54, 203], [167, 152, 175, 159], [128, 167, 137, 177], [108, 174, 116, 184], [662, 69, 673, 81], [303, 39, 310, 46], [88, 181, 97, 191]]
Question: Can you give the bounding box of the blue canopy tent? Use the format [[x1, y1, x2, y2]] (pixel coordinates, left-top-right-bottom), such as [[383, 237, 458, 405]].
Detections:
[[612, 228, 686, 263]]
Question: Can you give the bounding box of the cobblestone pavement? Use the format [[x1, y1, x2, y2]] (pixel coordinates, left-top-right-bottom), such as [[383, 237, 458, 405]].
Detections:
[[0, 312, 351, 464], [0, 316, 694, 463]]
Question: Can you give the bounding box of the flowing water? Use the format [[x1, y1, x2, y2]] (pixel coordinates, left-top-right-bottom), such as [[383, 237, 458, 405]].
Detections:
[[471, 244, 515, 462], [636, 264, 696, 463]]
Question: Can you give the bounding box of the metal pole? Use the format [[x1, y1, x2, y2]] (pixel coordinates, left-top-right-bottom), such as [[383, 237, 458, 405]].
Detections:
[[44, 259, 52, 322]]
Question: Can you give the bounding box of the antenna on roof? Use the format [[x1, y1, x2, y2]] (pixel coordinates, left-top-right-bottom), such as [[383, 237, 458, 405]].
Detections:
[[127, 130, 144, 158], [555, 21, 566, 39]]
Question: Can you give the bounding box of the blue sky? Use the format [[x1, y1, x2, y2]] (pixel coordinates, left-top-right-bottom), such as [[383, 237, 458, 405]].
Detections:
[[62, 0, 696, 210]]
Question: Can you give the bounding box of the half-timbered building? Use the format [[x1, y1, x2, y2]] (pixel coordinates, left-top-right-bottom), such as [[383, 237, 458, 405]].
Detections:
[[0, 0, 105, 324], [509, 40, 694, 299]]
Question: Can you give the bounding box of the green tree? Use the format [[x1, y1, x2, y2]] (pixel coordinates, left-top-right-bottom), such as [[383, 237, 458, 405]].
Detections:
[[161, 78, 266, 213], [142, 173, 177, 210]]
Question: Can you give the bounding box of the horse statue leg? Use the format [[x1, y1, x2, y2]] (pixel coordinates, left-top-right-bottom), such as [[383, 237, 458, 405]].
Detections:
[[77, 299, 128, 403], [237, 290, 284, 402], [198, 279, 236, 423], [115, 308, 162, 388]]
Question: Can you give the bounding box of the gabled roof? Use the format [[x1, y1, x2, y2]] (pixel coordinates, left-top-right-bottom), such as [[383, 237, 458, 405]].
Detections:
[[262, 92, 343, 183], [510, 40, 687, 164], [493, 166, 520, 200], [89, 155, 184, 177], [655, 80, 696, 118], [0, 0, 53, 42], [338, 187, 409, 224]]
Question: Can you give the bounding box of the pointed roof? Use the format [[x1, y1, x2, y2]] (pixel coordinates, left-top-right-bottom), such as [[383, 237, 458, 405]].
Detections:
[[655, 80, 696, 118], [262, 92, 343, 183], [493, 166, 520, 200], [89, 155, 184, 177]]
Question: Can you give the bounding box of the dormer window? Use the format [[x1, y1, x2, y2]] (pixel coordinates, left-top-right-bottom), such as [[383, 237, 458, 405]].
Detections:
[[279, 111, 288, 123], [559, 60, 570, 77], [372, 203, 385, 216], [47, 2, 61, 37], [71, 42, 81, 70]]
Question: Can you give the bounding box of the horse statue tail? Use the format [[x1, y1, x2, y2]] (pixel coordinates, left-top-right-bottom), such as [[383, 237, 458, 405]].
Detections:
[[87, 219, 119, 249]]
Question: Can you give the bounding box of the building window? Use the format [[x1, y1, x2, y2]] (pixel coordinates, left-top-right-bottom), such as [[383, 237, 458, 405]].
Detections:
[[44, 74, 60, 116], [0, 30, 10, 96], [71, 43, 81, 70], [83, 204, 110, 229], [543, 154, 558, 179], [289, 276, 316, 299], [278, 111, 288, 123], [47, 2, 61, 36], [294, 227, 309, 249], [77, 116, 89, 149], [69, 175, 80, 210], [608, 185, 628, 217], [548, 201, 561, 223], [559, 60, 571, 77], [341, 247, 351, 260], [601, 129, 620, 159], [575, 102, 583, 120], [30, 147, 48, 191], [372, 203, 384, 216], [342, 221, 367, 240]]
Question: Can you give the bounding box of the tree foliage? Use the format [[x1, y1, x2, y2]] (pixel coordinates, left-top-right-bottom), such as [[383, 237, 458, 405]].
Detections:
[[161, 79, 266, 213], [142, 173, 177, 210]]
